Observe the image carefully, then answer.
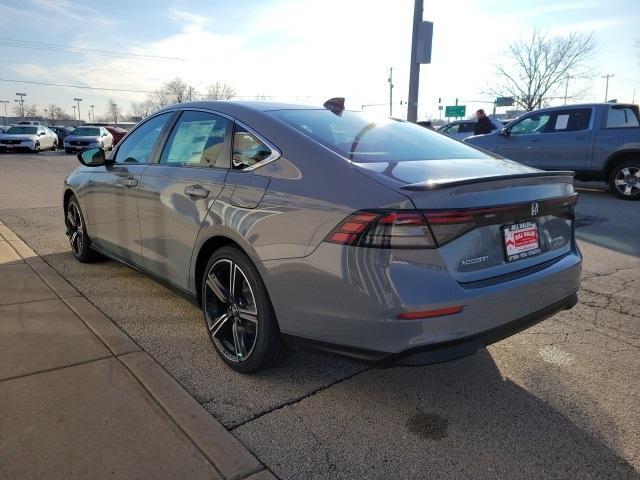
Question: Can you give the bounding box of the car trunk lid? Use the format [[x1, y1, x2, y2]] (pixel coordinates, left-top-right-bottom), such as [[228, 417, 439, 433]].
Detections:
[[355, 158, 577, 283]]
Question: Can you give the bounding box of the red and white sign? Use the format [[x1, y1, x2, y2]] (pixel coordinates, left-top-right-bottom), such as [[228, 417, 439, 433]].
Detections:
[[503, 221, 541, 261]]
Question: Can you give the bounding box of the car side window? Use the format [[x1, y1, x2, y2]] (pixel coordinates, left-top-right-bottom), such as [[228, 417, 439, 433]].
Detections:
[[160, 111, 230, 168], [232, 125, 273, 169], [459, 122, 476, 133], [606, 106, 640, 128], [114, 113, 172, 164], [509, 113, 551, 135], [548, 109, 592, 133], [443, 124, 459, 134]]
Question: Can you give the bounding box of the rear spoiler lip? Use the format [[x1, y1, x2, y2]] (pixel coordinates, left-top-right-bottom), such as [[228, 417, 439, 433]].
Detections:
[[401, 171, 576, 191]]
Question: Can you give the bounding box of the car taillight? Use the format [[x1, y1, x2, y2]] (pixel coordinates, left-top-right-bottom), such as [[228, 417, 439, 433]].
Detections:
[[325, 210, 436, 248]]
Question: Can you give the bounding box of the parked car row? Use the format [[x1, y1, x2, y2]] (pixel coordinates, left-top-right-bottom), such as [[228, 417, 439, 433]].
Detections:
[[0, 123, 129, 153]]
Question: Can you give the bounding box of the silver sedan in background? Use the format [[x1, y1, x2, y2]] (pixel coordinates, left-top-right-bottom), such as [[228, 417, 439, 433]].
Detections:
[[0, 124, 57, 152], [63, 100, 582, 373], [63, 125, 113, 153]]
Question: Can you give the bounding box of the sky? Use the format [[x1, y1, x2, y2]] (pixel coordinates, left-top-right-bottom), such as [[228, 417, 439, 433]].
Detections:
[[0, 0, 639, 121]]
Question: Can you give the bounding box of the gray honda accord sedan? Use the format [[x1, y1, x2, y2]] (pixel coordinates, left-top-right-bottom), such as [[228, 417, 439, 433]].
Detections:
[[63, 100, 582, 373]]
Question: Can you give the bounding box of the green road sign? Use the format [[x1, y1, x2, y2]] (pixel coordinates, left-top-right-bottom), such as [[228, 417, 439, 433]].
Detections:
[[495, 96, 515, 107], [445, 105, 466, 117]]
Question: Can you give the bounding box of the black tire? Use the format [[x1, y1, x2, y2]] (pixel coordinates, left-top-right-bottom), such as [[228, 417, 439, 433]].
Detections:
[[201, 246, 286, 373], [65, 195, 100, 262], [609, 159, 640, 200], [52, 141, 58, 151], [33, 142, 40, 153]]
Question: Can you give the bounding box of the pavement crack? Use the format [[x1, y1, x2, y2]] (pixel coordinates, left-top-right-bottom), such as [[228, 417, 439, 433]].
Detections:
[[228, 366, 373, 431]]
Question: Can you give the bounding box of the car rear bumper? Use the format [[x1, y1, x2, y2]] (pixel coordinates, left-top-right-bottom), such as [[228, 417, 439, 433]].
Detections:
[[284, 292, 578, 364], [264, 243, 582, 358]]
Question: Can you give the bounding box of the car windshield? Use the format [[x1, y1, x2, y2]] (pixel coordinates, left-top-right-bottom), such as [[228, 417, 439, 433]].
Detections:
[[5, 126, 37, 134], [72, 127, 100, 136], [268, 109, 489, 162]]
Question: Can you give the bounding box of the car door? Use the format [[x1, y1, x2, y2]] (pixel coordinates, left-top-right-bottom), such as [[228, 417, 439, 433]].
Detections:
[[138, 110, 232, 288], [83, 112, 174, 264], [537, 108, 593, 171], [495, 111, 551, 165], [37, 127, 51, 149]]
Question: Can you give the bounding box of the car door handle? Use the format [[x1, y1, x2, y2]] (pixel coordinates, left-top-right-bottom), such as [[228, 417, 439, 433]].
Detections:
[[184, 185, 209, 199], [120, 178, 138, 188]]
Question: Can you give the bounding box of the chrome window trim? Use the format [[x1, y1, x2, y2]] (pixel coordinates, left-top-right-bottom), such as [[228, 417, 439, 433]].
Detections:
[[233, 119, 281, 172]]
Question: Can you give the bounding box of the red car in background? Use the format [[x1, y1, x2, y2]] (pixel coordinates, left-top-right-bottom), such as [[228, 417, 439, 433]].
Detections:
[[104, 126, 128, 146]]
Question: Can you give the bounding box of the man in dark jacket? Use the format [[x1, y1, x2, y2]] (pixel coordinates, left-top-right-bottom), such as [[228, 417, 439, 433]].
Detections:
[[474, 109, 494, 135]]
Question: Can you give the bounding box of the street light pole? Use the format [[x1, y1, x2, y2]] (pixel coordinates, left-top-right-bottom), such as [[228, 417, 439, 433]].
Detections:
[[113, 104, 118, 126], [1, 100, 9, 125], [388, 67, 394, 117], [90, 104, 95, 123], [16, 93, 26, 119], [602, 74, 614, 102], [74, 98, 83, 122], [407, 0, 423, 122], [72, 105, 76, 122]]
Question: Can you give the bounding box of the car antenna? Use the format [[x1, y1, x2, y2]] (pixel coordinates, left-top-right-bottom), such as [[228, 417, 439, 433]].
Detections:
[[323, 97, 345, 116]]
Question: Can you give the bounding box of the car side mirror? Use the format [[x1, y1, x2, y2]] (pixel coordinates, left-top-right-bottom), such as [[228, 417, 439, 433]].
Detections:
[[38, 132, 45, 136], [499, 127, 510, 137], [77, 147, 106, 167]]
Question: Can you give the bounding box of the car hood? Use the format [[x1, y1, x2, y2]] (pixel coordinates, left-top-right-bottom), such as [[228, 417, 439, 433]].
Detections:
[[354, 157, 538, 190], [0, 134, 37, 141], [65, 135, 101, 142]]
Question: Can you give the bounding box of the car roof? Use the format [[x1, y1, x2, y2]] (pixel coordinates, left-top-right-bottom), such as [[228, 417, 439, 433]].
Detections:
[[156, 100, 322, 117], [532, 103, 635, 113]]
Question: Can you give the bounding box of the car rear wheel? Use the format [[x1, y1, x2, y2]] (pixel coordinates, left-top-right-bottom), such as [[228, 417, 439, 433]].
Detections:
[[609, 160, 640, 200], [65, 195, 100, 262], [202, 246, 286, 373]]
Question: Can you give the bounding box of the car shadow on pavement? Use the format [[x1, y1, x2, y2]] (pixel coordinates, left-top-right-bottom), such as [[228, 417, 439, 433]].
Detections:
[[233, 349, 638, 479]]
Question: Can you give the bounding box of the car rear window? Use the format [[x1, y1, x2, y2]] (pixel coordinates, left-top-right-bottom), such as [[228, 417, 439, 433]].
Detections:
[[5, 126, 37, 134], [606, 106, 640, 128], [72, 127, 101, 136], [268, 109, 489, 162]]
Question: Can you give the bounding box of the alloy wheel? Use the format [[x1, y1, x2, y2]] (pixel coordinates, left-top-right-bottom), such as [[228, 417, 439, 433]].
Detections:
[[66, 202, 84, 257], [613, 166, 640, 197], [204, 259, 259, 363]]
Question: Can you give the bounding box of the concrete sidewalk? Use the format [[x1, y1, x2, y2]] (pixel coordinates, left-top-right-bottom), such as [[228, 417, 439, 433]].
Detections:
[[0, 221, 274, 480]]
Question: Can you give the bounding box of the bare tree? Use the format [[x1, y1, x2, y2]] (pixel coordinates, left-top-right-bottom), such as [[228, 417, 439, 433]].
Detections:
[[130, 100, 155, 119], [107, 99, 120, 124], [491, 30, 596, 111], [46, 104, 66, 123], [205, 82, 237, 100], [24, 104, 38, 119]]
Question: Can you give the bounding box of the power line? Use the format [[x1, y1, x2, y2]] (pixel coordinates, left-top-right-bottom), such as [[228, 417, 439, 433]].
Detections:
[[0, 77, 157, 94], [0, 36, 185, 62]]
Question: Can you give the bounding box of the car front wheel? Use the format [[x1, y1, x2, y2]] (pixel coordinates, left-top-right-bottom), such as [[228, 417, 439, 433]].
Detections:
[[609, 160, 640, 200], [202, 246, 286, 373]]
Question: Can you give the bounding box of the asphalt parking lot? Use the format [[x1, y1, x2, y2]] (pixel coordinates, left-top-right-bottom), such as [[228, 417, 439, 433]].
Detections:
[[1, 151, 638, 479]]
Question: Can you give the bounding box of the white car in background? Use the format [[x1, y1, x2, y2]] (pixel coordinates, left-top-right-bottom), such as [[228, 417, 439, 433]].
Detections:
[[438, 118, 504, 140], [63, 126, 113, 153], [0, 125, 58, 152]]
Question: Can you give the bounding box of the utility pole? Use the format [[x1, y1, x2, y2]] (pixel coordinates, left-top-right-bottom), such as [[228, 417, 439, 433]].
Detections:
[[1, 100, 8, 125], [16, 93, 26, 119], [72, 105, 76, 122], [74, 98, 82, 122], [388, 67, 394, 116], [407, 0, 423, 122], [563, 75, 572, 105], [90, 105, 95, 123], [113, 104, 118, 125], [602, 74, 614, 102]]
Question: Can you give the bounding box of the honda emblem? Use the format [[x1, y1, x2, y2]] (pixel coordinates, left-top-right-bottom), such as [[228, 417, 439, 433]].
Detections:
[[531, 202, 539, 216]]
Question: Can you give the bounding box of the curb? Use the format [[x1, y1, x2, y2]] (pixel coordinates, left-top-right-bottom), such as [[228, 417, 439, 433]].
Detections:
[[0, 220, 274, 480]]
